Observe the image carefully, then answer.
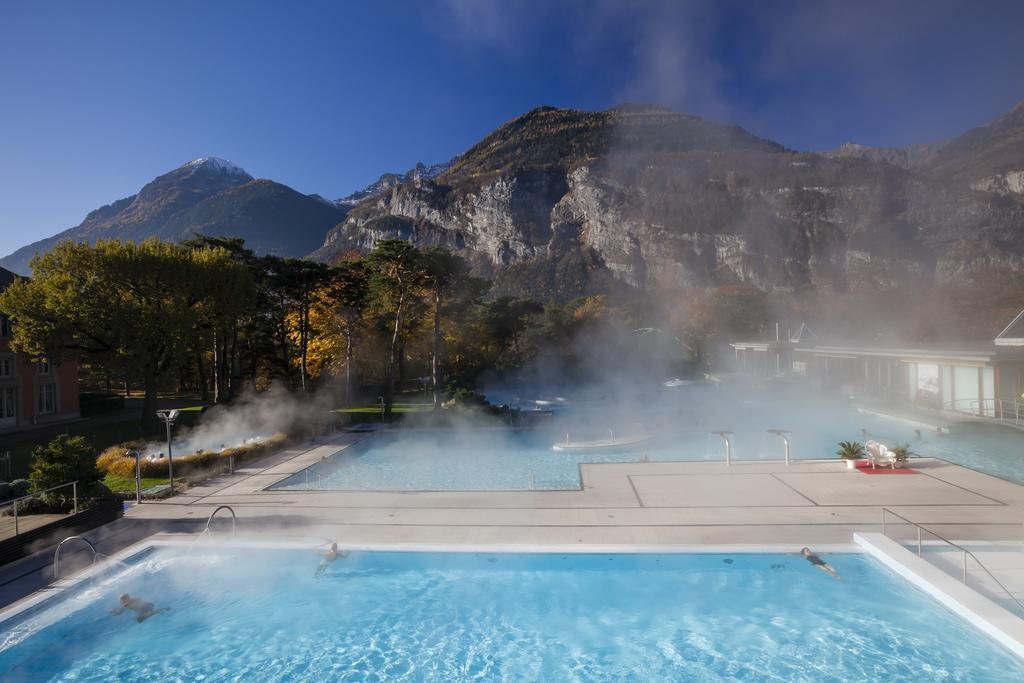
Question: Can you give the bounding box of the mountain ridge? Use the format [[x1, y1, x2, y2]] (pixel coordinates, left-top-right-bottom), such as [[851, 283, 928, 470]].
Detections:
[[4, 101, 1024, 301], [313, 102, 1024, 299], [0, 157, 345, 275]]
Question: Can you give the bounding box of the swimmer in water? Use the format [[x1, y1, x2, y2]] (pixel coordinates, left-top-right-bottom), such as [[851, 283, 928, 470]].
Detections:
[[110, 594, 168, 622], [314, 542, 347, 577], [801, 547, 839, 579], [914, 429, 922, 440]]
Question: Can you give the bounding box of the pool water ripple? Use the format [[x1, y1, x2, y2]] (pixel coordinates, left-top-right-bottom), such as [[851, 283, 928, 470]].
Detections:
[[1, 550, 1022, 681]]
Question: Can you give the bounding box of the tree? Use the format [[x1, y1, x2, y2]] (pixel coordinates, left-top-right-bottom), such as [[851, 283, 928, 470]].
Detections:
[[420, 247, 472, 409], [0, 239, 244, 425], [183, 236, 257, 402], [367, 239, 427, 418], [326, 258, 371, 405], [181, 235, 257, 402], [280, 259, 329, 393], [482, 297, 544, 364]]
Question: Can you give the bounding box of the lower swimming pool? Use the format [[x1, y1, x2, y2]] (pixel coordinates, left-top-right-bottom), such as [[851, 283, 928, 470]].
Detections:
[[1, 547, 1022, 681]]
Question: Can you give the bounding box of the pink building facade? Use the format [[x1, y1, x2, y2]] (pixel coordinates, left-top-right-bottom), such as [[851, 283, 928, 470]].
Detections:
[[0, 268, 80, 433]]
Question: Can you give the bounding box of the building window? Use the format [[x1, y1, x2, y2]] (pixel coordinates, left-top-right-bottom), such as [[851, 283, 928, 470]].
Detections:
[[0, 386, 15, 420], [0, 315, 9, 338], [37, 382, 56, 415], [0, 357, 12, 378], [37, 359, 51, 376]]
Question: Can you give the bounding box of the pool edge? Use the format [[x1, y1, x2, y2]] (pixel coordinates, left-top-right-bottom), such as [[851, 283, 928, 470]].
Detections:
[[855, 532, 1024, 661]]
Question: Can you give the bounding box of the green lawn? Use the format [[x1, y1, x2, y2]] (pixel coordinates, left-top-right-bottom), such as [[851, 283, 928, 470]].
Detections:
[[103, 474, 170, 492], [333, 403, 433, 414]]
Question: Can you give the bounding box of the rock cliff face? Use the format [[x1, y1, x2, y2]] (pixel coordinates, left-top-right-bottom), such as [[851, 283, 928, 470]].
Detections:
[[312, 104, 1024, 299]]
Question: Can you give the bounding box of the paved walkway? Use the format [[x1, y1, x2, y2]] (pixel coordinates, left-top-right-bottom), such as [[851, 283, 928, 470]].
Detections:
[[121, 433, 1024, 547]]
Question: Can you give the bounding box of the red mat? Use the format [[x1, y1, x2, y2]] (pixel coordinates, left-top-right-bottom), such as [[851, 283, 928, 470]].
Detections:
[[854, 460, 918, 474]]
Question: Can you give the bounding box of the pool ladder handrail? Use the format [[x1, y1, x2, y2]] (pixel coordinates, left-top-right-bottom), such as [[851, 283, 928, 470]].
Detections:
[[881, 508, 1024, 614], [205, 505, 237, 537], [53, 536, 99, 580]]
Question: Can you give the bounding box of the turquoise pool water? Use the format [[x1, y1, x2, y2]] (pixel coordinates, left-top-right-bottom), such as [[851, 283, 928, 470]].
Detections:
[[1, 549, 1021, 681], [274, 386, 1024, 491]]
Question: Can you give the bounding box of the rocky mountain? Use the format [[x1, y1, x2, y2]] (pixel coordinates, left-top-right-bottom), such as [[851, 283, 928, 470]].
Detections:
[[827, 101, 1024, 195], [0, 157, 347, 275], [313, 103, 1024, 299], [337, 161, 452, 207]]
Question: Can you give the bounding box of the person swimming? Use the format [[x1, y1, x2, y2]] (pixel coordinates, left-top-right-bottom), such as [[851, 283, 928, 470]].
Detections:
[[314, 542, 347, 577], [110, 593, 167, 622], [801, 547, 839, 579]]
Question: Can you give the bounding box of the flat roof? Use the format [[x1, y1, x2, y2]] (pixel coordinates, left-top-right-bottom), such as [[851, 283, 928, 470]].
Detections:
[[792, 344, 1024, 364], [996, 309, 1024, 346]]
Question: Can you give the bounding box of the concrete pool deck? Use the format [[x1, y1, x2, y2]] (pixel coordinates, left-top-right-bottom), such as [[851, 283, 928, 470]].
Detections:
[[118, 432, 1024, 547]]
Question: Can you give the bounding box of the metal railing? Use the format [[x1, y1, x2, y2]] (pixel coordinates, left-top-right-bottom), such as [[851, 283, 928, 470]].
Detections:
[[943, 398, 1024, 425], [710, 430, 793, 466], [205, 505, 237, 536], [0, 481, 79, 537], [881, 508, 1024, 613], [53, 535, 98, 579]]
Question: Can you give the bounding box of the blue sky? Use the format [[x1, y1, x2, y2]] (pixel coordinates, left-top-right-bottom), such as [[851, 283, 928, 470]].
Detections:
[[2, 0, 1023, 256]]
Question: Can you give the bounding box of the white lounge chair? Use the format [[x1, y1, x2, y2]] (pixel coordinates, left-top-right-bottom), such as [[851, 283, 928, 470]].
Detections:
[[867, 442, 897, 469]]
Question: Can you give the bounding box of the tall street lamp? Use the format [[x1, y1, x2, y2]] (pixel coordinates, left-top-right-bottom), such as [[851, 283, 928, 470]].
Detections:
[[156, 409, 180, 495]]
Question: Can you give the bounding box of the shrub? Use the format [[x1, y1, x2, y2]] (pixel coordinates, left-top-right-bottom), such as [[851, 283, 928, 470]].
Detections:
[[28, 435, 102, 493], [0, 480, 31, 503], [446, 388, 490, 408], [95, 433, 288, 480]]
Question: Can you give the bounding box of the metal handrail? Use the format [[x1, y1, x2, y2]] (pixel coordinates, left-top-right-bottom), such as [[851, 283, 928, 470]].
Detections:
[[0, 480, 79, 509], [0, 481, 79, 536], [53, 535, 98, 579], [881, 508, 1024, 614], [205, 505, 237, 536], [943, 398, 1023, 425]]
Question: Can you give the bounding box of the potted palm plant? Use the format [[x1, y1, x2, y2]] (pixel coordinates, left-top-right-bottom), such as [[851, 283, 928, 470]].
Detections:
[[889, 444, 911, 468], [836, 441, 865, 470]]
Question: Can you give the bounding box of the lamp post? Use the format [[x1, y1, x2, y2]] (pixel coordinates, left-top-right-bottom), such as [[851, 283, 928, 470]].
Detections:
[[712, 431, 734, 466], [155, 409, 180, 495], [767, 429, 791, 465], [127, 450, 141, 503]]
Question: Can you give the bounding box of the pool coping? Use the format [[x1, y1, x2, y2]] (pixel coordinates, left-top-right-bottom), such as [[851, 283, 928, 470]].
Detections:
[[856, 532, 1024, 660]]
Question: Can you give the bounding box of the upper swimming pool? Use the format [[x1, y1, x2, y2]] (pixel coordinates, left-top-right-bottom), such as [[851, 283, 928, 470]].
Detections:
[[271, 389, 1024, 491], [2, 547, 1022, 681]]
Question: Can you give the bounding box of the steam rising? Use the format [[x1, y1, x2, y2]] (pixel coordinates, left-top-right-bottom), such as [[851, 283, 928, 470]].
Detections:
[[140, 385, 335, 457]]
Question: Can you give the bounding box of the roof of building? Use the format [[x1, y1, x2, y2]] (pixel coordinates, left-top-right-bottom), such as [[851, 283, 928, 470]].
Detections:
[[0, 266, 17, 292], [995, 308, 1024, 346]]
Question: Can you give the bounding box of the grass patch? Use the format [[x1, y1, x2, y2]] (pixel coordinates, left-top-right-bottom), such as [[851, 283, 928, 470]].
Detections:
[[333, 403, 433, 414], [103, 474, 169, 492]]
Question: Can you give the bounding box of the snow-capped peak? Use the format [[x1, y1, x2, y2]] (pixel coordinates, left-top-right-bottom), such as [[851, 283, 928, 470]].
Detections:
[[181, 156, 251, 178]]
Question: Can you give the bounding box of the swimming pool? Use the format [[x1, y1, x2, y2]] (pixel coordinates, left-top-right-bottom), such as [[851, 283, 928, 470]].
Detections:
[[273, 386, 1024, 491], [1, 547, 1021, 681]]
